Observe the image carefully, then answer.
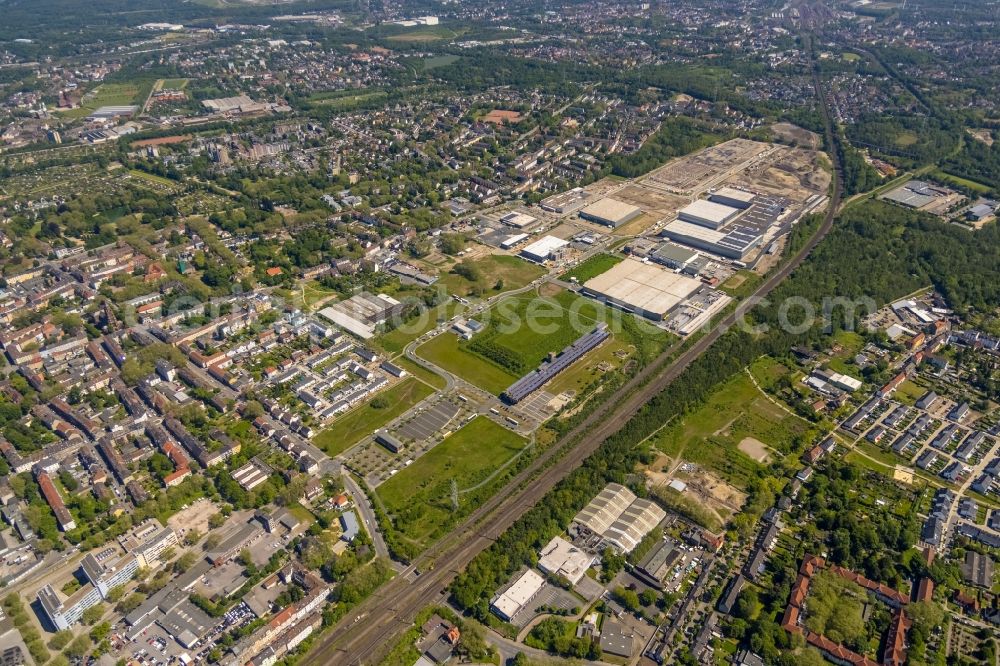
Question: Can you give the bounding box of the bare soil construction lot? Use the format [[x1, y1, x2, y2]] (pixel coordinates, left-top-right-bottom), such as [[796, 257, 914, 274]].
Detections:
[[738, 436, 774, 463]]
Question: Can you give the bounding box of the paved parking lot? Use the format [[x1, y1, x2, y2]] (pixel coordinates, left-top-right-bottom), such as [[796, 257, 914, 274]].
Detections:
[[575, 575, 605, 602], [509, 584, 581, 628], [396, 400, 461, 441], [513, 390, 556, 424], [247, 530, 288, 567]]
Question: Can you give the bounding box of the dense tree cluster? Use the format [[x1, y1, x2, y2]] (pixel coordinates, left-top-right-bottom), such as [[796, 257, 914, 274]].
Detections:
[[604, 118, 723, 178]]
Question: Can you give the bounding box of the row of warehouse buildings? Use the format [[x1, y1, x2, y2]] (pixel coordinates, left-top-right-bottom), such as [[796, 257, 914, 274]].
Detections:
[[489, 482, 666, 623]]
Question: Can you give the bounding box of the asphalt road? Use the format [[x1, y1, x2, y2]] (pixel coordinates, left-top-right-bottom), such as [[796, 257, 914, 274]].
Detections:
[[304, 62, 845, 666], [342, 472, 391, 562]]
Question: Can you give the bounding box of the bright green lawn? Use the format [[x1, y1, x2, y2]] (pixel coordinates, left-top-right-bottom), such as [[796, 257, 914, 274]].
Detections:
[[394, 356, 448, 391], [417, 332, 517, 394], [416, 288, 670, 394], [377, 300, 464, 355], [313, 378, 433, 456], [559, 253, 623, 284]]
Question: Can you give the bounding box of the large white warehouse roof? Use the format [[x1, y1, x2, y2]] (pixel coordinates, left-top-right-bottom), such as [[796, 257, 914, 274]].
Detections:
[[678, 200, 742, 229]]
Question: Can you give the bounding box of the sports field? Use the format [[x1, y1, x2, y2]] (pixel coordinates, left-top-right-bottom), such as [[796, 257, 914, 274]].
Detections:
[[313, 378, 433, 457], [377, 416, 527, 548]]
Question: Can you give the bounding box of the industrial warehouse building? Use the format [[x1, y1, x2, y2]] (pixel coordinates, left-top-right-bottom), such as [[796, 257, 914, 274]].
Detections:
[[520, 235, 569, 262], [572, 483, 666, 553], [650, 243, 700, 271], [709, 186, 756, 209], [318, 293, 406, 339], [581, 258, 702, 321], [490, 569, 546, 621], [663, 194, 786, 260], [677, 200, 743, 229], [579, 198, 643, 227], [540, 187, 591, 214], [500, 211, 537, 228], [881, 180, 951, 209], [537, 536, 595, 585]]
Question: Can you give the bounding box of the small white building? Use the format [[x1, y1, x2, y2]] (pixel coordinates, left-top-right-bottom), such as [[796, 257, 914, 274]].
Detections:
[[828, 372, 862, 392], [490, 569, 545, 621]]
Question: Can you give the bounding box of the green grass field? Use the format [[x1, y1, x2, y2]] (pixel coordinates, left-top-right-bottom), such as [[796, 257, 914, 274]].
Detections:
[[394, 356, 448, 391], [559, 253, 623, 284], [377, 300, 464, 355], [748, 357, 790, 390], [129, 169, 178, 187], [311, 91, 388, 110], [418, 291, 602, 392], [893, 378, 927, 405], [300, 280, 338, 309], [377, 416, 526, 548], [438, 254, 545, 298], [933, 170, 994, 194], [417, 332, 517, 394], [383, 26, 458, 42], [654, 371, 811, 489], [421, 55, 460, 70], [545, 330, 630, 396], [475, 294, 604, 371], [719, 271, 763, 299], [313, 378, 433, 456], [895, 130, 919, 147], [417, 288, 671, 395], [59, 81, 151, 119]]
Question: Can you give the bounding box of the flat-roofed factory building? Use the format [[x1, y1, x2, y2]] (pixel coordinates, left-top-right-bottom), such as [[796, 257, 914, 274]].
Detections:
[[520, 235, 569, 263], [540, 188, 592, 215], [579, 198, 643, 228], [500, 211, 537, 229], [490, 569, 546, 622], [318, 293, 406, 339], [662, 195, 786, 260], [677, 200, 742, 229], [537, 536, 595, 585], [709, 186, 756, 209], [581, 258, 701, 321], [650, 243, 699, 271]]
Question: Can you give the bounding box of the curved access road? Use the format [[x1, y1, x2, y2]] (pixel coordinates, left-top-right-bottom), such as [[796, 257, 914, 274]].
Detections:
[[304, 66, 845, 666]]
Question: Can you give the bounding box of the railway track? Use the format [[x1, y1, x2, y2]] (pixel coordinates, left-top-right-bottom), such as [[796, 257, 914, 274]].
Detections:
[[304, 58, 845, 666]]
